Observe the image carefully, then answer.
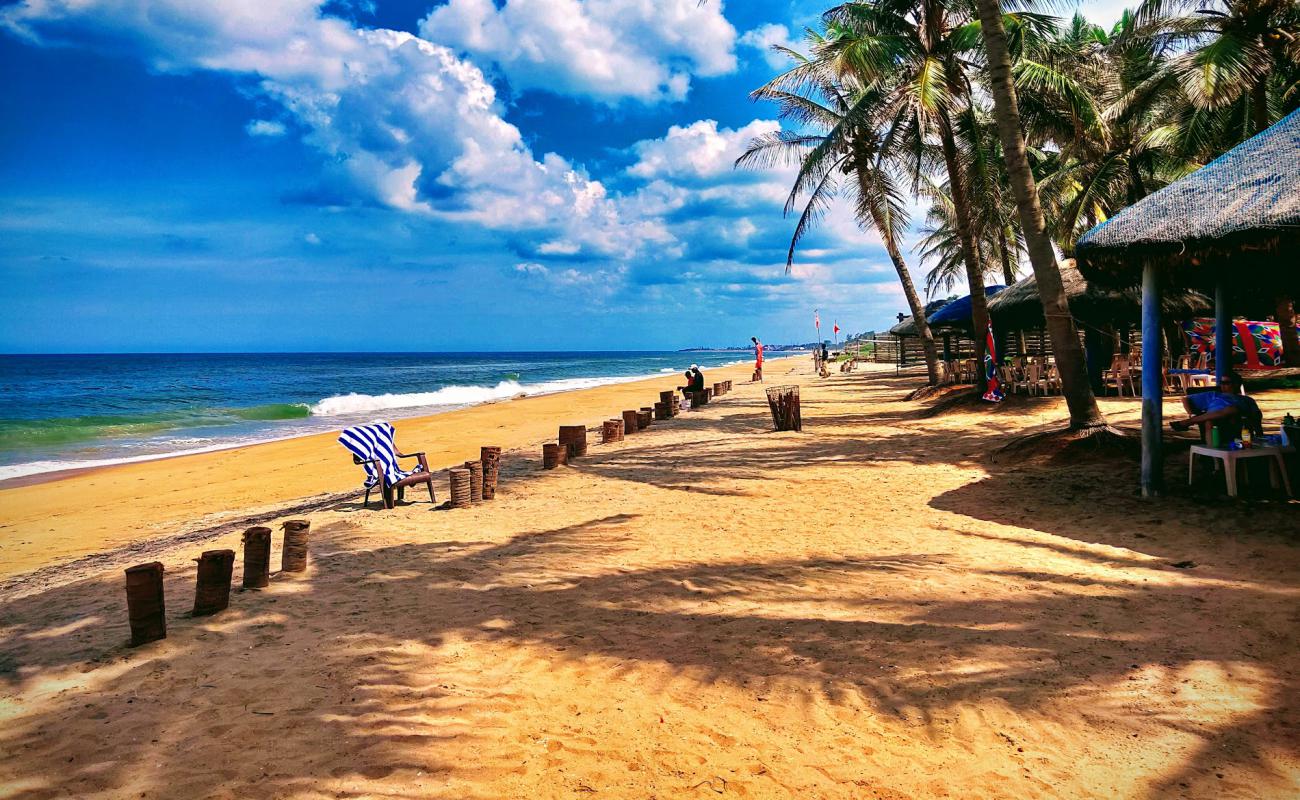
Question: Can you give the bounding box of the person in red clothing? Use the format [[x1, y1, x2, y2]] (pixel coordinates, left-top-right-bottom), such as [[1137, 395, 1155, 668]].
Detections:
[[751, 336, 764, 382]]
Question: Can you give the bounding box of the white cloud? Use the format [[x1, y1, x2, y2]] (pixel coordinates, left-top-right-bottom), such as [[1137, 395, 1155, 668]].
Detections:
[[304, 232, 321, 245], [739, 23, 797, 70], [628, 119, 780, 182], [1, 0, 660, 257], [419, 0, 738, 103], [245, 119, 286, 137]]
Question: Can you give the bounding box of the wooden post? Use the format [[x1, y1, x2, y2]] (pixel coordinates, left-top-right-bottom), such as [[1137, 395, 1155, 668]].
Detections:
[[541, 444, 564, 470], [653, 402, 669, 420], [192, 549, 235, 617], [602, 419, 623, 443], [659, 390, 677, 416], [480, 446, 501, 500], [1141, 262, 1164, 497], [622, 410, 639, 434], [280, 519, 310, 572], [450, 467, 473, 504], [463, 460, 484, 502], [637, 409, 651, 430], [558, 425, 588, 459], [124, 562, 166, 646], [1215, 280, 1231, 385], [241, 526, 272, 589]]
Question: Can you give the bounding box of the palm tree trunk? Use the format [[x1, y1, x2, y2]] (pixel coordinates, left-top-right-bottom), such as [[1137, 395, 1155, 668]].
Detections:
[[937, 112, 989, 392], [973, 0, 1106, 430], [1251, 79, 1269, 135], [1277, 295, 1300, 367], [884, 233, 941, 385]]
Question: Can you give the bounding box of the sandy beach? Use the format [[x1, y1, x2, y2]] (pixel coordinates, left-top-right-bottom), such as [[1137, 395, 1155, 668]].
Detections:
[[2, 358, 1298, 799]]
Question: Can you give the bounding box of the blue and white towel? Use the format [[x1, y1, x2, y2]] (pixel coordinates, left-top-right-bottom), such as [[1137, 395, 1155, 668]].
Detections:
[[338, 422, 423, 488]]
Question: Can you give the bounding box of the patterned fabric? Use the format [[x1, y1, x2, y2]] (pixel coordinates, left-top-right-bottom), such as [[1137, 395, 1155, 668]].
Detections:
[[338, 422, 423, 487], [1182, 318, 1298, 369], [982, 320, 1004, 402]]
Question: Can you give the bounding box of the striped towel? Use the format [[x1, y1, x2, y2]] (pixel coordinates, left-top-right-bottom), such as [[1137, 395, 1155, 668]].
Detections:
[[338, 422, 423, 488]]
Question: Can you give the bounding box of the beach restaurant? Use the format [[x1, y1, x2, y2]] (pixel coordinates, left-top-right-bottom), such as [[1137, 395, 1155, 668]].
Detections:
[[1075, 108, 1300, 496]]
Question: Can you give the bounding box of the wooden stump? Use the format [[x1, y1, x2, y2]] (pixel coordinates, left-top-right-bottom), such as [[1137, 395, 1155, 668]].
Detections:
[[480, 446, 501, 500], [765, 386, 802, 431], [241, 526, 272, 589], [659, 390, 677, 417], [542, 443, 565, 470], [192, 549, 235, 617], [705, 388, 714, 402], [638, 408, 653, 429], [462, 460, 485, 502], [653, 402, 669, 420], [713, 382, 723, 396], [622, 410, 639, 435], [281, 519, 310, 572], [450, 467, 473, 505], [689, 391, 705, 409], [124, 562, 166, 646], [602, 419, 624, 443], [558, 425, 588, 459]]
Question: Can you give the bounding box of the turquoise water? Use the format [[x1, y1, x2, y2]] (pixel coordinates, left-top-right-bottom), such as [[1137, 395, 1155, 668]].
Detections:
[[0, 351, 759, 479]]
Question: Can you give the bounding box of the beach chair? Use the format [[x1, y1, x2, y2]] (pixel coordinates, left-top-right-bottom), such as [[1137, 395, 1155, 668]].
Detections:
[[338, 422, 436, 509]]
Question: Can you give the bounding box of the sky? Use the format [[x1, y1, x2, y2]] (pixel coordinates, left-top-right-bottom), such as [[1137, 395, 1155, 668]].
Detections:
[[0, 1, 1130, 353]]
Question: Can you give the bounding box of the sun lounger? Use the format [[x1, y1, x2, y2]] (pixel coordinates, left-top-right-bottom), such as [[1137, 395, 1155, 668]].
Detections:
[[338, 422, 435, 509]]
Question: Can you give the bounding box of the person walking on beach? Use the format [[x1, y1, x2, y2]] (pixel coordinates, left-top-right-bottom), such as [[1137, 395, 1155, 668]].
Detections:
[[752, 337, 764, 382]]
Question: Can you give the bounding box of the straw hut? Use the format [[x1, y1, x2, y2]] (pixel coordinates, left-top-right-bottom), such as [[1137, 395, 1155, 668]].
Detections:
[[988, 260, 1211, 332], [1075, 108, 1300, 496]]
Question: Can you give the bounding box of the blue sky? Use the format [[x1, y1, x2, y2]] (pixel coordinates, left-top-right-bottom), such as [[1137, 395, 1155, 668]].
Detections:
[[0, 1, 1129, 353]]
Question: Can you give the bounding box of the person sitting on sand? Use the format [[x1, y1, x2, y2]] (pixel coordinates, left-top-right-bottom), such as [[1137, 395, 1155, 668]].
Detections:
[[1169, 371, 1263, 443]]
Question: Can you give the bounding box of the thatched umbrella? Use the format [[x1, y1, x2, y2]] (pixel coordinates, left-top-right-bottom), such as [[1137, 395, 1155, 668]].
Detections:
[[1074, 108, 1300, 496], [988, 260, 1212, 331]]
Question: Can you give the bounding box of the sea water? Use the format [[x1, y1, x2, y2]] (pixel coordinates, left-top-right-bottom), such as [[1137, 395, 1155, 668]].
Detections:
[[0, 351, 756, 480]]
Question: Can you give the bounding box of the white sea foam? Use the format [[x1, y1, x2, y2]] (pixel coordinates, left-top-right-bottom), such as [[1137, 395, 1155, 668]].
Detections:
[[309, 373, 666, 417]]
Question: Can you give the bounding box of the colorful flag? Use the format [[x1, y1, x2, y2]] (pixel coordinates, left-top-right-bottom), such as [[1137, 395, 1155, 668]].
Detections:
[[814, 310, 820, 330], [982, 320, 1003, 403], [833, 323, 840, 334]]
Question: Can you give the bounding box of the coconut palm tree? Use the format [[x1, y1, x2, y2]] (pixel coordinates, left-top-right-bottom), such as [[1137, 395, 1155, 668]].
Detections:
[[970, 0, 1108, 430], [817, 0, 996, 389], [737, 42, 943, 385]]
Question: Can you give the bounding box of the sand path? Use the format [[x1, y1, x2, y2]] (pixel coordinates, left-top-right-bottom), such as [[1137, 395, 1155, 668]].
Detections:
[[2, 361, 1297, 799]]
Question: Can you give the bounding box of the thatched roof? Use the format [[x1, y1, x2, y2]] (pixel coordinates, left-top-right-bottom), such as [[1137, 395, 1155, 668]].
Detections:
[[988, 260, 1212, 331], [1076, 108, 1300, 290]]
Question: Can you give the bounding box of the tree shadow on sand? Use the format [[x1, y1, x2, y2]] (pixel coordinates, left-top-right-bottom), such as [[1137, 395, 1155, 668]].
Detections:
[[2, 506, 1297, 798]]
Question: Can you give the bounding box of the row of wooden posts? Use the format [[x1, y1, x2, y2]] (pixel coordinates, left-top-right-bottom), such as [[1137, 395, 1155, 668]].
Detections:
[[447, 445, 502, 510], [543, 380, 733, 469], [124, 519, 312, 647]]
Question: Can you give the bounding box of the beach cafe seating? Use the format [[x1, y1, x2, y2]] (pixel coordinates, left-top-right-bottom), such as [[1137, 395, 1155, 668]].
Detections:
[[338, 422, 435, 509], [1103, 355, 1137, 396]]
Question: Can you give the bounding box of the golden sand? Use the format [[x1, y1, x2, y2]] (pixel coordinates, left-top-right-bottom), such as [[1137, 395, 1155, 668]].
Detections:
[[1, 359, 1297, 799]]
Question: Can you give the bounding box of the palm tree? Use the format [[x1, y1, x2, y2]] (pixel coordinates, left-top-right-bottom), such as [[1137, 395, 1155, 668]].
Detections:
[[971, 0, 1107, 431], [737, 43, 943, 385], [818, 0, 996, 390]]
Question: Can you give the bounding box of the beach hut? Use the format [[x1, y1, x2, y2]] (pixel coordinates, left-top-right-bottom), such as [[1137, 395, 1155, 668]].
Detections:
[[1076, 108, 1300, 496], [928, 286, 1006, 331], [988, 260, 1212, 385]]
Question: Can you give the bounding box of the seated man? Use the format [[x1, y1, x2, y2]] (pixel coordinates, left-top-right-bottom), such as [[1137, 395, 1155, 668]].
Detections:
[[690, 365, 705, 393], [1169, 371, 1263, 442]]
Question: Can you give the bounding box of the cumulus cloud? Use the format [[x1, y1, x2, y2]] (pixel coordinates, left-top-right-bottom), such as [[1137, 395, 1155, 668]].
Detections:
[[627, 119, 780, 182], [1, 0, 659, 257], [420, 0, 738, 103], [739, 23, 797, 70]]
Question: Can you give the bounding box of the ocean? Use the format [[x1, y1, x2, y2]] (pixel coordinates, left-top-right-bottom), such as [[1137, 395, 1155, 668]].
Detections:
[[0, 351, 762, 481]]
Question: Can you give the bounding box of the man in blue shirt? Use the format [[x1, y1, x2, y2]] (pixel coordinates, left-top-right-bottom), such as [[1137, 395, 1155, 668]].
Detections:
[[1169, 372, 1263, 440]]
